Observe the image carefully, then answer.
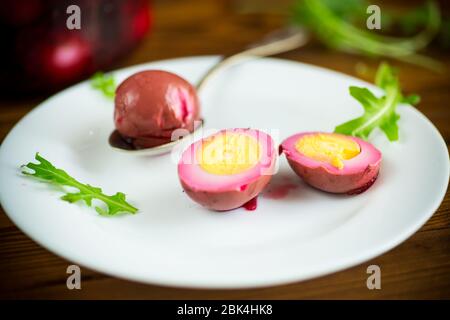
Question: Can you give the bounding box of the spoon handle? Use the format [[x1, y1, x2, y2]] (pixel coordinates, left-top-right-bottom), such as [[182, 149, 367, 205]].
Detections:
[[196, 26, 310, 93]]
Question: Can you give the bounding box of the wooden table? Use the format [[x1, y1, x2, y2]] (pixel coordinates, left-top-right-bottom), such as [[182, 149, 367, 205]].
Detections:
[[1, 0, 449, 299]]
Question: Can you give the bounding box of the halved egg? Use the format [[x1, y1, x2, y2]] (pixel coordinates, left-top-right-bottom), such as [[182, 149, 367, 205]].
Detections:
[[280, 132, 381, 194], [178, 128, 277, 211]]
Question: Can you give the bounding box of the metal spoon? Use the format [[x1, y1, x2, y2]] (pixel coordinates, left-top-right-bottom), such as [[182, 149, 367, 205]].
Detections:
[[109, 26, 310, 156]]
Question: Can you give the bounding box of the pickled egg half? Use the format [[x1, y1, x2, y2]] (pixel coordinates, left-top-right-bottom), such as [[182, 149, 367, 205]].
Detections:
[[178, 128, 277, 211], [280, 132, 382, 194]]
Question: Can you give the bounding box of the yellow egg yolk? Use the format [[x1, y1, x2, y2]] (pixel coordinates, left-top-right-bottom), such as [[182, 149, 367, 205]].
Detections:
[[295, 133, 360, 170], [198, 133, 261, 175]]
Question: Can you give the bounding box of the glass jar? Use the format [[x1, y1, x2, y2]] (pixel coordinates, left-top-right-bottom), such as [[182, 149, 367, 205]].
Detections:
[[0, 0, 152, 96]]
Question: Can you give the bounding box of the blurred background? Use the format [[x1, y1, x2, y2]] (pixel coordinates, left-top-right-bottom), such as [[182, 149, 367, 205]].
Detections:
[[0, 0, 449, 95], [1, 0, 449, 149], [0, 0, 449, 299], [0, 0, 151, 95]]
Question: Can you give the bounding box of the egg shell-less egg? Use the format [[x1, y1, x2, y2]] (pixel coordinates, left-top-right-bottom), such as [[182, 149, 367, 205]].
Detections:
[[114, 70, 200, 148], [178, 129, 277, 211], [280, 132, 382, 194]]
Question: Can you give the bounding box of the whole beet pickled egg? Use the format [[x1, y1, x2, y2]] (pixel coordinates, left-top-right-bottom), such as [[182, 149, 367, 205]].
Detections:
[[178, 129, 277, 211], [280, 132, 381, 194], [114, 70, 200, 149]]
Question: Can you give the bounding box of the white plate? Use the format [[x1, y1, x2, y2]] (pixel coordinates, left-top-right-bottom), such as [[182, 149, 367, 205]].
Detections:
[[0, 56, 448, 289]]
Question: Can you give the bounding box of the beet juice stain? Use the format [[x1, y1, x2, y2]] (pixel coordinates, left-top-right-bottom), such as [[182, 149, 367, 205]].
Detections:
[[242, 197, 257, 211], [263, 182, 299, 200]]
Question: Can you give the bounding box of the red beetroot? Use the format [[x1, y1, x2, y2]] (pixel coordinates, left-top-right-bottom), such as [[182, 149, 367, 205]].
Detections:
[[0, 0, 43, 26], [18, 30, 93, 87], [131, 2, 152, 41]]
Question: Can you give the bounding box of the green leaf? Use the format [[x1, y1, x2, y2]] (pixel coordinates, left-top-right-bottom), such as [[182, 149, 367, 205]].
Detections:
[[22, 153, 138, 216], [375, 62, 397, 89], [335, 117, 372, 140], [292, 0, 444, 72], [349, 86, 380, 112], [403, 94, 421, 105], [380, 113, 400, 141], [398, 1, 434, 34], [335, 63, 418, 142], [90, 72, 116, 99]]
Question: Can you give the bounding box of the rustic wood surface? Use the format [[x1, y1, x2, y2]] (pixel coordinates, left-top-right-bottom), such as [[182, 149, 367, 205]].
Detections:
[[0, 0, 449, 299]]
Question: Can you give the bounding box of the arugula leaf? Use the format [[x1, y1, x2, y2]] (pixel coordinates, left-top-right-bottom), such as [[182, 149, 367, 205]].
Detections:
[[292, 0, 443, 71], [90, 72, 116, 99], [334, 63, 419, 142], [22, 153, 138, 216], [398, 2, 431, 34]]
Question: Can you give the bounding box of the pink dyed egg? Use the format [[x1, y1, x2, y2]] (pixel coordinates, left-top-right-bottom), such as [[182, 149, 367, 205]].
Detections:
[[178, 128, 277, 211], [280, 132, 382, 194], [114, 70, 200, 148]]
